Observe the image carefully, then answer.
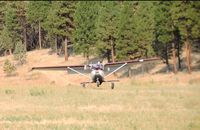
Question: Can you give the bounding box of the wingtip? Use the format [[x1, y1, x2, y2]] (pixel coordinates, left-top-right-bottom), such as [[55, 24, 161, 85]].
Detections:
[[27, 67, 34, 72]]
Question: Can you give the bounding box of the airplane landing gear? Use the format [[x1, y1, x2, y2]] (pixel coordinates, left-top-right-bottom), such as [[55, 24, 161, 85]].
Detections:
[[82, 83, 86, 88], [97, 81, 100, 87], [96, 78, 100, 87], [111, 82, 114, 89]]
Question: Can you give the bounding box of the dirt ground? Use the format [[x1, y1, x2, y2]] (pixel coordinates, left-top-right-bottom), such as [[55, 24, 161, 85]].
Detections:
[[0, 49, 200, 87]]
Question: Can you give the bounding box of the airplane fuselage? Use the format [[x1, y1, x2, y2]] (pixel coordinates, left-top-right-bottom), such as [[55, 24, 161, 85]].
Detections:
[[91, 69, 105, 85]]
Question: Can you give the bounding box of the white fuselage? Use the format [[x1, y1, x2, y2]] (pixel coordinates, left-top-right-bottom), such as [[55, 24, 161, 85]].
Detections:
[[91, 69, 105, 83]]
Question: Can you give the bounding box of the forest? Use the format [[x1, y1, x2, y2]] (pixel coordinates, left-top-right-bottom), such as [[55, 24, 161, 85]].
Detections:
[[0, 1, 199, 74]]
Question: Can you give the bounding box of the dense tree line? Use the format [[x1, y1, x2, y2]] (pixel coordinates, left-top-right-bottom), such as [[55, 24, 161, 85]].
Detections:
[[0, 1, 199, 73]]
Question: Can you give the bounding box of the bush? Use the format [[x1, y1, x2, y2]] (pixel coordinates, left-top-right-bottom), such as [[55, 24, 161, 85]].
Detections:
[[14, 41, 26, 65], [5, 89, 15, 95], [29, 88, 45, 96], [3, 59, 16, 76]]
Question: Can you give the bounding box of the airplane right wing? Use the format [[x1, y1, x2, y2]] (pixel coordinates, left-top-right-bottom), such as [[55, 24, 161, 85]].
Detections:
[[104, 57, 161, 77]]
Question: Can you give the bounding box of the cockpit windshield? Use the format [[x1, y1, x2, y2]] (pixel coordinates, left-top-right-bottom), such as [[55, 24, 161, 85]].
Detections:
[[90, 62, 104, 70]]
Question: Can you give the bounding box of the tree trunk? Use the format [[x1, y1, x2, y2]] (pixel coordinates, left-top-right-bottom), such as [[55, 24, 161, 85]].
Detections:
[[64, 38, 68, 61], [107, 49, 111, 63], [38, 21, 42, 49], [24, 27, 27, 51], [174, 28, 181, 70], [185, 41, 192, 74], [4, 50, 7, 56], [55, 36, 58, 54], [86, 53, 89, 64], [186, 41, 192, 74], [188, 43, 192, 73], [165, 44, 170, 72], [177, 40, 181, 70], [172, 42, 177, 74], [111, 39, 115, 63]]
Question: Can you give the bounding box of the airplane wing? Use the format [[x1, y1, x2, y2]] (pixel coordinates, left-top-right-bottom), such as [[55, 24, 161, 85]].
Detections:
[[31, 57, 160, 77], [104, 57, 160, 66], [104, 57, 161, 77], [32, 64, 91, 78], [32, 65, 85, 71]]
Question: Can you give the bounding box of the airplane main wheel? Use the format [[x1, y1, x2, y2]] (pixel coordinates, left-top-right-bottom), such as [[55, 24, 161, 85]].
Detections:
[[111, 82, 114, 89], [82, 83, 86, 88]]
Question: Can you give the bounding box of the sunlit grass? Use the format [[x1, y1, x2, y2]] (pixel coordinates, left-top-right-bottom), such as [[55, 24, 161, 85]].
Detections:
[[0, 82, 200, 130]]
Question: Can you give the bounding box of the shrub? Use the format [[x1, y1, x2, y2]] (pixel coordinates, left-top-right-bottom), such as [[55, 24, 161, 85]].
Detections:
[[3, 59, 16, 76], [5, 89, 15, 95], [29, 88, 45, 96]]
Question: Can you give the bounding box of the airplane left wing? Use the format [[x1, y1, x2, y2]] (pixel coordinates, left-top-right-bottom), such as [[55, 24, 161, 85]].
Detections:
[[104, 57, 160, 66]]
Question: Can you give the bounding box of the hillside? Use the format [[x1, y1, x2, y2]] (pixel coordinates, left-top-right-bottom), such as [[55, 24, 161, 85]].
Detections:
[[0, 49, 87, 87], [0, 49, 200, 87]]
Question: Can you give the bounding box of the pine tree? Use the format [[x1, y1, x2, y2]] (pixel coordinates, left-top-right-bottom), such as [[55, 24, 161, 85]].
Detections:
[[15, 1, 28, 51], [96, 1, 120, 62], [116, 1, 138, 60], [73, 1, 98, 62], [43, 2, 63, 52], [133, 1, 156, 58], [171, 1, 199, 73], [191, 2, 200, 40], [0, 1, 6, 33], [4, 3, 21, 54], [55, 1, 76, 61], [27, 1, 50, 49], [154, 1, 176, 72], [44, 1, 76, 60], [0, 26, 13, 54]]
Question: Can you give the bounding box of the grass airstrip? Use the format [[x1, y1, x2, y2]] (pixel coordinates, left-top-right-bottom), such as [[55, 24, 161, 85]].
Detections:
[[0, 80, 200, 130]]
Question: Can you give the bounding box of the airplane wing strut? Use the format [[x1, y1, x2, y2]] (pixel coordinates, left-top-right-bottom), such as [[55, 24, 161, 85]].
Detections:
[[105, 63, 127, 78], [67, 67, 90, 79]]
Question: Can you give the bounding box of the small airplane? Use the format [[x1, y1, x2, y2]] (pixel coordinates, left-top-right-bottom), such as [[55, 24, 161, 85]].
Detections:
[[31, 57, 160, 89]]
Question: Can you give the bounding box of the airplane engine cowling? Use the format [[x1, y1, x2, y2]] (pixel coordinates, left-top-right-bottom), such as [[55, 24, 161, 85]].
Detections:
[[91, 70, 104, 82]]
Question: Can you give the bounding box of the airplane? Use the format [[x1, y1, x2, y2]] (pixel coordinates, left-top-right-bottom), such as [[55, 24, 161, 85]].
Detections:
[[31, 57, 160, 89]]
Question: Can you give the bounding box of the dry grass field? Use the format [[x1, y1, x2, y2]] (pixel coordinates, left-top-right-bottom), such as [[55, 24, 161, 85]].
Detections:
[[0, 81, 200, 130], [0, 49, 200, 130]]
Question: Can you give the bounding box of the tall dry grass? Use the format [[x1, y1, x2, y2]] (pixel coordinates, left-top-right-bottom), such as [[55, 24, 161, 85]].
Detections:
[[0, 81, 199, 130]]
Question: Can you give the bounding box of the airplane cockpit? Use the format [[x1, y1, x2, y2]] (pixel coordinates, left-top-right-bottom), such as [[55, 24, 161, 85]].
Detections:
[[89, 62, 104, 70]]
